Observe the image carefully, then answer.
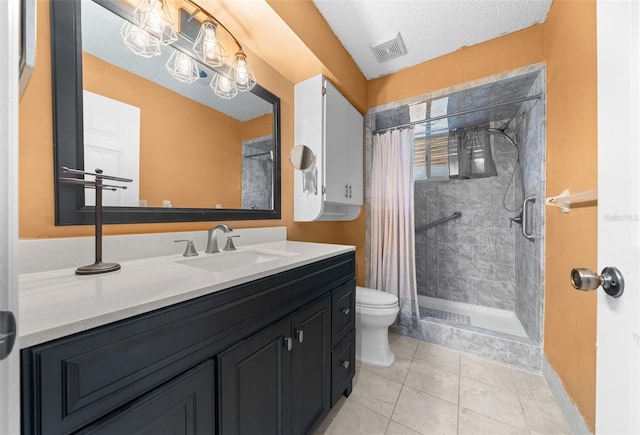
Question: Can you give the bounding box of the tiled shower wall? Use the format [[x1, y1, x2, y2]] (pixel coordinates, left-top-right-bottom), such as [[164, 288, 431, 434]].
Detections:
[[241, 135, 273, 210], [415, 141, 518, 310], [513, 72, 546, 344]]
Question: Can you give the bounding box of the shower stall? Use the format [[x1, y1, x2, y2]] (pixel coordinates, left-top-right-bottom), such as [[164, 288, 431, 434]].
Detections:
[[365, 65, 546, 372], [242, 135, 274, 209]]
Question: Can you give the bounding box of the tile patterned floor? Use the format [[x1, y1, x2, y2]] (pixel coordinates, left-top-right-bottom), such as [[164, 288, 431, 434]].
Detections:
[[314, 334, 573, 435]]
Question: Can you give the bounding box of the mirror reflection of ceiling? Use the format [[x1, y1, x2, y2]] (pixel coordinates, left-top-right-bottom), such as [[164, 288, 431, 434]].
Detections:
[[82, 0, 272, 122]]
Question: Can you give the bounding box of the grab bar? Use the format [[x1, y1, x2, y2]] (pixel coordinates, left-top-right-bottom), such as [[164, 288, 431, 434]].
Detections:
[[416, 212, 462, 232], [522, 196, 536, 242]]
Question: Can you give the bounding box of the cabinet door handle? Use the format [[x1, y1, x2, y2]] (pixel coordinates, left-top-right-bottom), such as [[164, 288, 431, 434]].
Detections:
[[295, 329, 304, 343], [348, 185, 352, 199], [284, 337, 292, 352], [340, 308, 350, 315], [345, 184, 349, 198], [341, 361, 350, 369]]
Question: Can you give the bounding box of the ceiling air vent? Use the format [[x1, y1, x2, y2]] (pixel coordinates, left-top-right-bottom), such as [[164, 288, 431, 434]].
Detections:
[[369, 32, 407, 63]]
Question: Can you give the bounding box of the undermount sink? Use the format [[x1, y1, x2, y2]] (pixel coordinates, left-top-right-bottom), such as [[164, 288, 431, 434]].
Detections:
[[177, 249, 298, 273]]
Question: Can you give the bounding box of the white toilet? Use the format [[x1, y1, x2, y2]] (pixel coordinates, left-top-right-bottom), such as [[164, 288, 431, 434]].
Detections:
[[355, 286, 400, 367]]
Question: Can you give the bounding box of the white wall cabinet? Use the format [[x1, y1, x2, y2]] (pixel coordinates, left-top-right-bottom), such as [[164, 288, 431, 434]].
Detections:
[[294, 75, 363, 221]]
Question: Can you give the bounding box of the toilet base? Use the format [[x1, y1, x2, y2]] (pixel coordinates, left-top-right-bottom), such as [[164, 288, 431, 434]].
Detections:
[[355, 326, 395, 367]]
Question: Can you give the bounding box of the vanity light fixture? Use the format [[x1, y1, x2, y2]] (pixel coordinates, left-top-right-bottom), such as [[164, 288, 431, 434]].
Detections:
[[233, 50, 256, 92], [120, 21, 162, 57], [121, 0, 256, 98], [132, 0, 178, 45], [192, 20, 227, 67], [165, 50, 200, 83], [210, 71, 238, 99], [185, 0, 257, 96]]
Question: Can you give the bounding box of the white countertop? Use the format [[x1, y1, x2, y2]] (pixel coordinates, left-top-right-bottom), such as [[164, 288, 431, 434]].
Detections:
[[19, 241, 354, 348]]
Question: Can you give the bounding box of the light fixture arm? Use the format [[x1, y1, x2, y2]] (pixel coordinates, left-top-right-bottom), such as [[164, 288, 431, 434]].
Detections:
[[185, 0, 243, 51]]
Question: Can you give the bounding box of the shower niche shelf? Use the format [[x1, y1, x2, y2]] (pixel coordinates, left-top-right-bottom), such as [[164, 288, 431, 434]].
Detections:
[[293, 75, 363, 221]]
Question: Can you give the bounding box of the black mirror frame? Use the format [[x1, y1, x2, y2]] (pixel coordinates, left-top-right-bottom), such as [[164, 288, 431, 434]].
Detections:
[[50, 0, 281, 225]]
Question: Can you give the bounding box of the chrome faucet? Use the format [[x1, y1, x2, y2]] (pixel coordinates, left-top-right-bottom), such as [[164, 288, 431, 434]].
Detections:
[[206, 224, 233, 253]]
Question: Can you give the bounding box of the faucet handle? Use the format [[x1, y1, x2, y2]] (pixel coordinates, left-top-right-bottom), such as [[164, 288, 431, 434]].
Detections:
[[223, 235, 240, 252], [174, 240, 198, 257]]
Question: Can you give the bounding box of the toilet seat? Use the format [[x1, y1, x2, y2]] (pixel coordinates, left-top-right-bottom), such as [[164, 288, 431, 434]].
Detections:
[[356, 286, 398, 309]]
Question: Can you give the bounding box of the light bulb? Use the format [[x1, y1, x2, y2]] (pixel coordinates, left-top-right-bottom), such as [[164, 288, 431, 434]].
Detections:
[[210, 71, 238, 99], [203, 28, 217, 56], [165, 51, 199, 83], [235, 58, 248, 84], [121, 21, 161, 58], [176, 54, 192, 75], [233, 51, 256, 92], [145, 4, 164, 37], [133, 0, 177, 45], [218, 75, 232, 92], [193, 21, 226, 67]]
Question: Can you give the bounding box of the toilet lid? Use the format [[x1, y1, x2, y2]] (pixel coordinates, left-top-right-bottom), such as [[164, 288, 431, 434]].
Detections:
[[356, 286, 398, 308]]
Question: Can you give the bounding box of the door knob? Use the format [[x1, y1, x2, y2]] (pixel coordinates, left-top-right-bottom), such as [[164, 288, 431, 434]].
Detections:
[[571, 267, 624, 298]]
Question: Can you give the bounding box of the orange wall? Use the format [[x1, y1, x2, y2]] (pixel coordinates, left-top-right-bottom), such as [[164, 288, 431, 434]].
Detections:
[[543, 0, 597, 430], [18, 0, 345, 244], [83, 53, 243, 209], [242, 113, 273, 142]]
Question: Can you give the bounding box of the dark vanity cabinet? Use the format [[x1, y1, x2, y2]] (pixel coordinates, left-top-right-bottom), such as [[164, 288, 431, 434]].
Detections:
[[78, 360, 216, 434], [218, 294, 331, 435], [21, 252, 355, 435]]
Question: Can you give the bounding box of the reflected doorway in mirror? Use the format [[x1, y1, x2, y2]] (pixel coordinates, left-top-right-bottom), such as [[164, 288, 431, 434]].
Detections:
[[83, 90, 141, 207]]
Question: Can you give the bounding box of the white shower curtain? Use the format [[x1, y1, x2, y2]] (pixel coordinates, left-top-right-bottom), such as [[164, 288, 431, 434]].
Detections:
[[370, 128, 422, 337]]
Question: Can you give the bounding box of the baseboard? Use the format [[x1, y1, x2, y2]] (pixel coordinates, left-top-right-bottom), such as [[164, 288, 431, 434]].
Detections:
[[542, 356, 593, 435]]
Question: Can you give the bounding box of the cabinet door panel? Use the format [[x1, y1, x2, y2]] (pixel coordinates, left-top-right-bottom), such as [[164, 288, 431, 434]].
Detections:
[[218, 317, 292, 435], [292, 294, 331, 434], [77, 360, 214, 434], [323, 80, 350, 204], [346, 104, 364, 205]]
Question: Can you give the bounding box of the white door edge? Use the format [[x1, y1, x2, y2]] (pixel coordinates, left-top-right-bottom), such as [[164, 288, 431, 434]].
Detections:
[[0, 0, 22, 433]]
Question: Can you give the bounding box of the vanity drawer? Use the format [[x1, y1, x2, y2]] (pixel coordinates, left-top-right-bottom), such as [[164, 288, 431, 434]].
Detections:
[[332, 280, 355, 346], [331, 330, 355, 406]]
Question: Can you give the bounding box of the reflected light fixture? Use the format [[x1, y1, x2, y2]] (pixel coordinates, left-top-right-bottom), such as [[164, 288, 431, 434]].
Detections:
[[120, 21, 161, 58], [133, 0, 178, 45], [165, 51, 200, 83], [193, 21, 227, 67], [210, 71, 238, 99]]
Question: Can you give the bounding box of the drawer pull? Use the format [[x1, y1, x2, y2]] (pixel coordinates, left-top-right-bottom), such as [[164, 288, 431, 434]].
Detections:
[[340, 308, 350, 315], [296, 329, 304, 343], [341, 361, 350, 369], [284, 337, 292, 352]]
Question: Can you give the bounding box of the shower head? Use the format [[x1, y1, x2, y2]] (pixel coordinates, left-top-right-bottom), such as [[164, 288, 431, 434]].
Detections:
[[497, 112, 526, 133], [488, 128, 518, 149]]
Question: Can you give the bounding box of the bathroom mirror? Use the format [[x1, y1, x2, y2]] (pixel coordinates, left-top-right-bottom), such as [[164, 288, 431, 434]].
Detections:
[[51, 0, 281, 225], [289, 145, 316, 171]]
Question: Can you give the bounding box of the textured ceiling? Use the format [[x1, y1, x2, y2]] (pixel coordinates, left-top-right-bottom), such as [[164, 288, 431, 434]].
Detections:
[[312, 0, 552, 79]]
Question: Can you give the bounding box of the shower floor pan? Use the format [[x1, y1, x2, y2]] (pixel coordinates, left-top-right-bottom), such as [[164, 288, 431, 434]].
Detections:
[[418, 295, 527, 338]]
